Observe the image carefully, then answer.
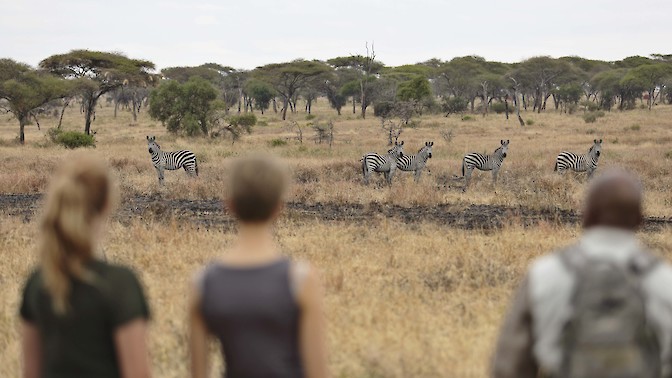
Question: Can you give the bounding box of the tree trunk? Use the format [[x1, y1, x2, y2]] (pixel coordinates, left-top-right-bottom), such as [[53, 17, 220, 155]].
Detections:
[[57, 100, 69, 129], [272, 98, 277, 113], [352, 96, 356, 114], [504, 97, 509, 120], [282, 98, 289, 120], [360, 80, 367, 119], [114, 101, 118, 118], [84, 98, 95, 135], [336, 107, 341, 116], [19, 116, 27, 144]]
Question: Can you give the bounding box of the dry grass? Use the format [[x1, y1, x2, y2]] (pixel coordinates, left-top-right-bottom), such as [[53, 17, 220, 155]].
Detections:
[[2, 101, 672, 377]]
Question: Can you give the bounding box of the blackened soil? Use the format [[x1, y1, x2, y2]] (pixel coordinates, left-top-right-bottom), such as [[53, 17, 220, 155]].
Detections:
[[1, 193, 671, 232]]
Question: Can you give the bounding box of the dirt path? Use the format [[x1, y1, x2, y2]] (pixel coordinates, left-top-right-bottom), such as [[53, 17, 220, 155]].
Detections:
[[2, 193, 671, 231]]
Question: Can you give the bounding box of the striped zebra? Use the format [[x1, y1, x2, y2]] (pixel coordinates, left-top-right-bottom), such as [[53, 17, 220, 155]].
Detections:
[[361, 141, 405, 186], [146, 135, 198, 184], [397, 141, 434, 182], [555, 139, 602, 178], [462, 139, 510, 190]]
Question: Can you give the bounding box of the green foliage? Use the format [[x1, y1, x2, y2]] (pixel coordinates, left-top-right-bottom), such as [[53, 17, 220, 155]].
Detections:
[[48, 129, 96, 149], [580, 100, 599, 111], [0, 59, 74, 144], [397, 76, 431, 102], [526, 119, 535, 126], [305, 114, 316, 120], [149, 77, 217, 135], [228, 113, 257, 128], [490, 102, 507, 114], [268, 138, 287, 147], [629, 124, 641, 131], [442, 96, 469, 115], [462, 115, 475, 122], [246, 80, 275, 113], [373, 101, 395, 118], [583, 111, 605, 123]]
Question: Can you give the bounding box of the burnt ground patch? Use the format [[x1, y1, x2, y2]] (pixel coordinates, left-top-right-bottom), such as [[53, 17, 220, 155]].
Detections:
[[1, 193, 671, 232]]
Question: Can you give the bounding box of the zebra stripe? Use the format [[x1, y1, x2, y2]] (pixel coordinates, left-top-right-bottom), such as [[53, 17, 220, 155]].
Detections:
[[361, 141, 405, 186], [397, 141, 433, 182], [555, 139, 602, 178], [462, 139, 510, 190], [147, 136, 198, 184]]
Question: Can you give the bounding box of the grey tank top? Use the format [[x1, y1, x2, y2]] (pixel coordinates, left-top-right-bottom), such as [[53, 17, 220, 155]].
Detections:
[[200, 258, 304, 378]]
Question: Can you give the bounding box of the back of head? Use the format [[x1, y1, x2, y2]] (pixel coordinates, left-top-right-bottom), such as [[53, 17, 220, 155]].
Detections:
[[39, 155, 116, 314], [582, 168, 643, 231], [227, 155, 288, 223]]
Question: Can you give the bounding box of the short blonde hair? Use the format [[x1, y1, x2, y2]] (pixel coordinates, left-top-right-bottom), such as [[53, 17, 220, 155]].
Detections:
[[228, 156, 288, 222]]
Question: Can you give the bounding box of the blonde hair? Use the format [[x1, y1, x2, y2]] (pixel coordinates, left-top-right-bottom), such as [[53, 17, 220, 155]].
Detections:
[[228, 155, 288, 222], [38, 156, 116, 314]]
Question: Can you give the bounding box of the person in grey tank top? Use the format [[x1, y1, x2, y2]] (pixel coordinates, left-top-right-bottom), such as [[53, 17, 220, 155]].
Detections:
[[189, 156, 329, 378]]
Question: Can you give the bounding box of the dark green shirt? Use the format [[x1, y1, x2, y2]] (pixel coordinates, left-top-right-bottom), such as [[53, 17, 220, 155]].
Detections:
[[20, 260, 150, 378]]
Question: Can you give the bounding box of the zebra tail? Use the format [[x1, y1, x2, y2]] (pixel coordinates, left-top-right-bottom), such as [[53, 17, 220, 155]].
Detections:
[[461, 159, 465, 177], [553, 160, 558, 172], [195, 159, 199, 176]]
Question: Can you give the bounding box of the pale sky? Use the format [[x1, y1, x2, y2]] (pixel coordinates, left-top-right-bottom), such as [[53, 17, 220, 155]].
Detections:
[[1, 0, 670, 71]]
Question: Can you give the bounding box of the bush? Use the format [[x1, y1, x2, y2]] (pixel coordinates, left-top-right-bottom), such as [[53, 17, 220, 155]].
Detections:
[[583, 111, 606, 123], [268, 138, 287, 147], [526, 119, 535, 126], [443, 97, 469, 115], [630, 124, 641, 131], [228, 113, 257, 128], [461, 115, 475, 122], [374, 101, 395, 118], [305, 114, 316, 121], [48, 129, 96, 149], [490, 102, 507, 114], [580, 100, 599, 112]]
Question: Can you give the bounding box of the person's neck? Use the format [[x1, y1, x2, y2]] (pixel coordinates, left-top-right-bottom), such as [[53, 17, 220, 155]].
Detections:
[[224, 221, 280, 266]]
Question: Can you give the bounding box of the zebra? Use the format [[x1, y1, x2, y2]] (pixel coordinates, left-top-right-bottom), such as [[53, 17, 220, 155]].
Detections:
[[146, 135, 198, 184], [555, 139, 602, 178], [396, 141, 434, 182], [361, 141, 405, 186], [462, 139, 510, 190]]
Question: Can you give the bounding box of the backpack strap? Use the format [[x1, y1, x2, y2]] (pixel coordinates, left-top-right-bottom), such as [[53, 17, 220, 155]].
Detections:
[[559, 243, 660, 278]]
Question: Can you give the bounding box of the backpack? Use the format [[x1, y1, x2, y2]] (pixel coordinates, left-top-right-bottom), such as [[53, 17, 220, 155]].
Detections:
[[559, 248, 661, 378]]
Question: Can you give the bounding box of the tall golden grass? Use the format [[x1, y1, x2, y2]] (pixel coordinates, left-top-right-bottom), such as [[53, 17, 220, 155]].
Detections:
[[2, 100, 672, 377]]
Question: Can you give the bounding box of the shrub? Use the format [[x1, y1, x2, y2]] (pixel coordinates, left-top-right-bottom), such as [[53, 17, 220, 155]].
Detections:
[[462, 115, 475, 122], [583, 111, 606, 123], [630, 124, 641, 131], [374, 101, 395, 118], [580, 100, 599, 112], [490, 102, 507, 114], [305, 114, 316, 121], [443, 97, 469, 115], [268, 138, 287, 147], [526, 119, 535, 126], [583, 113, 598, 123], [48, 129, 96, 149], [228, 113, 257, 128]]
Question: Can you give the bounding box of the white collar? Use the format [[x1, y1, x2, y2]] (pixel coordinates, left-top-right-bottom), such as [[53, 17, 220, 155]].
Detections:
[[579, 226, 641, 262]]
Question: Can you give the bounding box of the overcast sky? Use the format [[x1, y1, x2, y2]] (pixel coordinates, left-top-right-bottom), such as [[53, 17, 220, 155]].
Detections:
[[2, 0, 670, 70]]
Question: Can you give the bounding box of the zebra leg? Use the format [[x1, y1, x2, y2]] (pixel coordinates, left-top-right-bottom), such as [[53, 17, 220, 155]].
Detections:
[[156, 166, 165, 185], [492, 169, 499, 184], [414, 169, 422, 183], [463, 167, 473, 191]]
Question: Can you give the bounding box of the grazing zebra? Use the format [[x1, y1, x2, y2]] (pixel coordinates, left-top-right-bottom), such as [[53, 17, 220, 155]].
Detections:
[[462, 139, 510, 190], [555, 139, 602, 178], [361, 141, 405, 186], [146, 135, 198, 184], [397, 141, 434, 182]]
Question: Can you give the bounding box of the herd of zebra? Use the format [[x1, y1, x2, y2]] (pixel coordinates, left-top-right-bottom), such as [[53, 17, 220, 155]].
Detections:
[[144, 135, 604, 189], [361, 138, 603, 190]]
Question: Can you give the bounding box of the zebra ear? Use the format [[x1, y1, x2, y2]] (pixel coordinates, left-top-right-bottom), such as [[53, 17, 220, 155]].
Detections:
[[507, 139, 510, 144], [146, 136, 149, 141], [599, 139, 603, 143], [501, 139, 505, 145], [430, 141, 434, 146]]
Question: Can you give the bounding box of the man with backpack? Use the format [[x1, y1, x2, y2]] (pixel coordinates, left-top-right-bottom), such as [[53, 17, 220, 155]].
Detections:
[[492, 169, 672, 378]]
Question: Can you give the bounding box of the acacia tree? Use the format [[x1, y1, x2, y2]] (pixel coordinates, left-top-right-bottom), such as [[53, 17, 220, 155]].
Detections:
[[253, 60, 330, 120], [245, 80, 274, 114], [622, 63, 672, 109], [148, 77, 217, 135], [327, 43, 383, 119], [40, 50, 155, 134], [0, 59, 72, 144]]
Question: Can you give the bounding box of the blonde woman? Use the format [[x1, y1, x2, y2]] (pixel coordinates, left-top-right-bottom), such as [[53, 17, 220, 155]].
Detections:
[[189, 156, 328, 378], [19, 157, 151, 378]]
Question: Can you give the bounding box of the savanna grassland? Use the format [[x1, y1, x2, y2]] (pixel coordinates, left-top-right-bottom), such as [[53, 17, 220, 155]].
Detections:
[[2, 101, 672, 377]]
